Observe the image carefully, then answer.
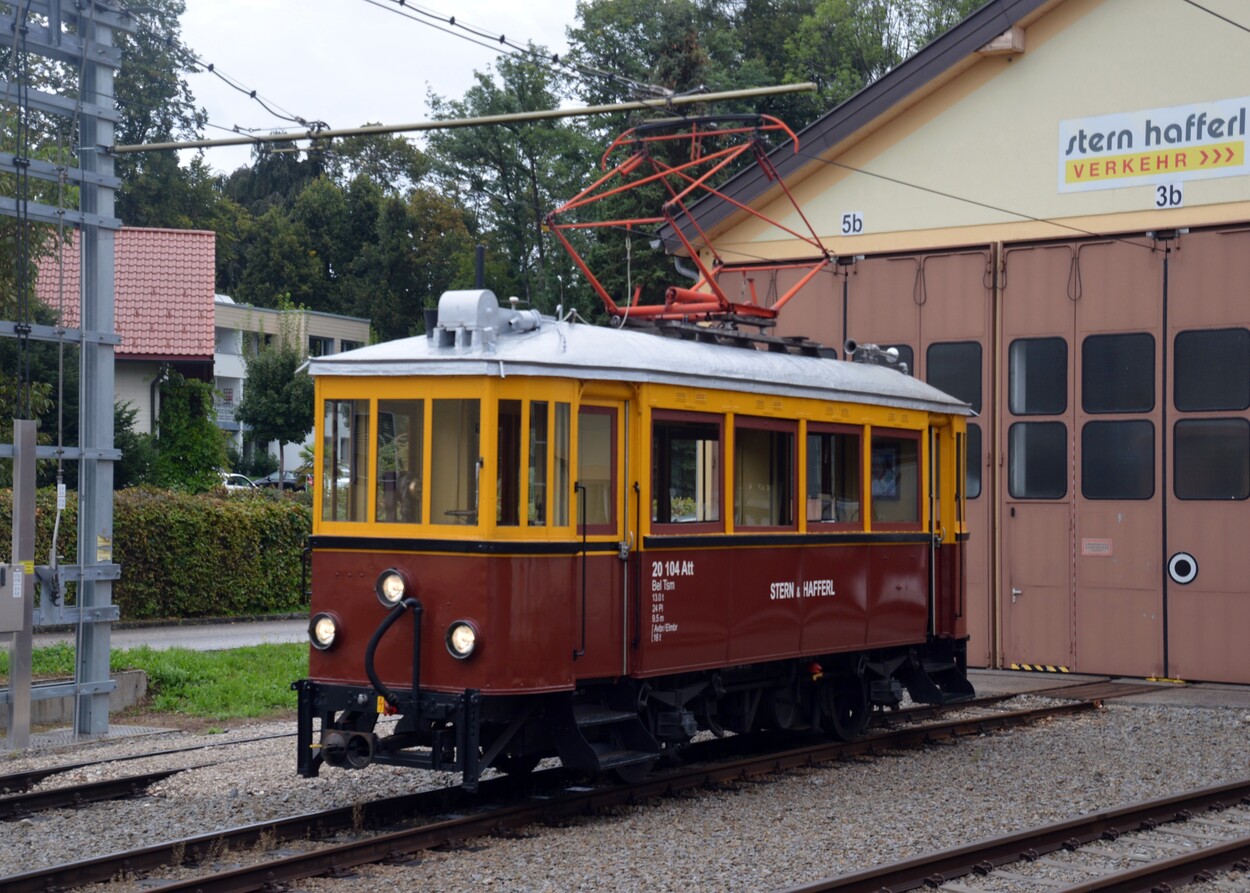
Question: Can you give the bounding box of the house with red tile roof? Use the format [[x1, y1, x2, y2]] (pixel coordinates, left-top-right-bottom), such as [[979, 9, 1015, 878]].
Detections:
[[36, 226, 371, 475], [35, 227, 216, 435]]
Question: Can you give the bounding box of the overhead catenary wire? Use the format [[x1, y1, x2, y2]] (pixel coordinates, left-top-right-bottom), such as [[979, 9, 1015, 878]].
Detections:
[[109, 83, 818, 153]]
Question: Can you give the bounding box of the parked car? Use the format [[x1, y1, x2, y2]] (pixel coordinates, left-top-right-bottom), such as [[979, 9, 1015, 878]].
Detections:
[[220, 472, 257, 491], [256, 470, 309, 491]]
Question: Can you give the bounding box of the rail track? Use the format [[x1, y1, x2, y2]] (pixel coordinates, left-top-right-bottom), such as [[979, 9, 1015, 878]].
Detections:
[[780, 777, 1250, 893], [0, 692, 1109, 893]]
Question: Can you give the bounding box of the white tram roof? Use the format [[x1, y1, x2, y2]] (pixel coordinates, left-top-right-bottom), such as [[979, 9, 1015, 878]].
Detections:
[[308, 290, 972, 417]]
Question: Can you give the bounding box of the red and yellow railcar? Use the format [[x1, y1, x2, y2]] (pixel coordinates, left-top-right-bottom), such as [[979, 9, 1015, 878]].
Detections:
[[295, 289, 974, 788]]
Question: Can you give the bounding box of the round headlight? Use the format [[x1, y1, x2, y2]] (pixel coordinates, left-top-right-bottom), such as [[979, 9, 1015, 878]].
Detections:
[[446, 620, 478, 659], [310, 612, 339, 650], [375, 569, 408, 608]]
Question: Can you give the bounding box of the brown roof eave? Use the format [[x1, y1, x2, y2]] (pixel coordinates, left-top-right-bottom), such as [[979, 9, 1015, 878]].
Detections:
[[660, 0, 1055, 252]]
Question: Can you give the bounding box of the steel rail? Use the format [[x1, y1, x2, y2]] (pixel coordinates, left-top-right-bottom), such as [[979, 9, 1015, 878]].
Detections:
[[0, 768, 184, 818], [1054, 832, 1250, 893], [0, 700, 1096, 893], [778, 777, 1250, 893], [0, 731, 293, 795]]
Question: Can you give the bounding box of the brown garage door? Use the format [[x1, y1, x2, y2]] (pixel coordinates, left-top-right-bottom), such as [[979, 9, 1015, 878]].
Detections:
[[767, 249, 995, 666]]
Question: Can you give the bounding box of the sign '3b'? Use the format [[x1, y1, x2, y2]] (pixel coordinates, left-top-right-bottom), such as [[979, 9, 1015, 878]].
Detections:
[[1154, 182, 1184, 209]]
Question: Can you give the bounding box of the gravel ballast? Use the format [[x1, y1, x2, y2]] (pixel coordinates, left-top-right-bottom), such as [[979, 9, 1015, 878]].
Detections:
[[1, 691, 1248, 892]]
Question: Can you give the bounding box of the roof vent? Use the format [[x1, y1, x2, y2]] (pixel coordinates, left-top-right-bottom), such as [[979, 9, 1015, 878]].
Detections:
[[434, 289, 541, 350]]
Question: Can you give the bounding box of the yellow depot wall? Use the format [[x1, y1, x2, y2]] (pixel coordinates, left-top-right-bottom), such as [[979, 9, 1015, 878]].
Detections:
[[714, 0, 1250, 260]]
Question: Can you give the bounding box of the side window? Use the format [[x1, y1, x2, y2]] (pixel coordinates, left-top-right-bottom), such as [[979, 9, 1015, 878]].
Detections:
[[734, 418, 795, 529], [431, 399, 481, 525], [965, 424, 982, 500], [497, 400, 522, 526], [870, 431, 920, 526], [1009, 337, 1067, 415], [1175, 419, 1250, 500], [1008, 421, 1067, 499], [1175, 328, 1250, 411], [806, 425, 862, 526], [1083, 333, 1154, 413], [553, 403, 571, 526], [529, 401, 549, 526], [576, 406, 616, 533], [652, 412, 722, 530], [1081, 421, 1154, 499], [322, 399, 369, 522], [376, 399, 423, 523]]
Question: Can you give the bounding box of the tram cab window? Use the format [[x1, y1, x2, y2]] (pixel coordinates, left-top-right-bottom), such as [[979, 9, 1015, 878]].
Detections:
[[870, 433, 919, 526], [576, 406, 616, 533], [733, 419, 794, 529], [652, 412, 721, 528], [431, 399, 481, 525], [806, 426, 861, 524], [323, 400, 370, 522], [376, 400, 423, 523]]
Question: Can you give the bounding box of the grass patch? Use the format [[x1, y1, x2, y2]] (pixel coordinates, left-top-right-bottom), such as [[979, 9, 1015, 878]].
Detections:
[[0, 642, 308, 722]]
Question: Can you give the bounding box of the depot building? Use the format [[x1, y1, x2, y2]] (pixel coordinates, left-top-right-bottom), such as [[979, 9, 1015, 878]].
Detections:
[[682, 0, 1250, 683]]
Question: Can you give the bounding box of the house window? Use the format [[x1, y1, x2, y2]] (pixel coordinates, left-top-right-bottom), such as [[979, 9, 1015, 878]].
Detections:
[[309, 335, 335, 357]]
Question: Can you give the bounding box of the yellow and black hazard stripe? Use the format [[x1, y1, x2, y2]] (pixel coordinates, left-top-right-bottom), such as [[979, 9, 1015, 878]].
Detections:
[[1009, 663, 1071, 673]]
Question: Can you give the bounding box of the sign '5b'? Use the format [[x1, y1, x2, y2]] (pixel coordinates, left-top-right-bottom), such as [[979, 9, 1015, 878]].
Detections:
[[841, 212, 864, 235]]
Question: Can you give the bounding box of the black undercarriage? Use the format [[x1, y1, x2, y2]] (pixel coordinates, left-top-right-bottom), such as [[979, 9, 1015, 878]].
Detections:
[[295, 637, 972, 792]]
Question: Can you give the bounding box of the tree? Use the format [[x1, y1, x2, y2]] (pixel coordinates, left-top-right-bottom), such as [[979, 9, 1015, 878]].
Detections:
[[152, 371, 228, 493], [114, 401, 157, 489], [426, 54, 595, 314], [234, 306, 314, 483], [112, 0, 209, 227]]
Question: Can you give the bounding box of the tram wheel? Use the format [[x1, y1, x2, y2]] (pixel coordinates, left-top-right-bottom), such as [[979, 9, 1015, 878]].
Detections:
[[823, 676, 870, 741]]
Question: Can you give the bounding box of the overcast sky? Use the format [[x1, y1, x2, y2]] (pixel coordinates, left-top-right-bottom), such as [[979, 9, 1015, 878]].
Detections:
[[178, 0, 579, 175]]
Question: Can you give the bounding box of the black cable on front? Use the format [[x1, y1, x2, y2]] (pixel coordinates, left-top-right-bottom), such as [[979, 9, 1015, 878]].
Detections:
[[365, 597, 420, 709]]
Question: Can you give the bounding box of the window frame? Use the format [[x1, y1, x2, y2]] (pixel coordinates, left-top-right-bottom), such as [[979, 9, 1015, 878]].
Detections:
[[804, 422, 863, 530], [868, 427, 923, 531], [576, 404, 618, 536], [650, 409, 725, 535], [732, 415, 797, 532]]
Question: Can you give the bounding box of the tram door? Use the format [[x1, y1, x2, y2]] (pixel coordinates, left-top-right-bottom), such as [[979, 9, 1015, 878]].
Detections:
[[573, 398, 629, 678]]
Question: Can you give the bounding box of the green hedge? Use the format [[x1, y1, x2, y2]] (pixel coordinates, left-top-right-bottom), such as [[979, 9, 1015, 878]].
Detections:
[[0, 486, 310, 621]]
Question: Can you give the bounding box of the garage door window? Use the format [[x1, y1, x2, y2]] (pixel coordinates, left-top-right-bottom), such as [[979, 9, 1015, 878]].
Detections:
[[1009, 337, 1067, 415], [1083, 333, 1154, 413], [1174, 419, 1250, 500], [1175, 328, 1250, 411], [1008, 422, 1066, 499], [1081, 420, 1154, 499]]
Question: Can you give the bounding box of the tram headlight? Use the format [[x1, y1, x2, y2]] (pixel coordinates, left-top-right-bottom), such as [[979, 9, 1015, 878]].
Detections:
[[375, 568, 408, 608], [445, 620, 479, 660], [309, 612, 339, 651]]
